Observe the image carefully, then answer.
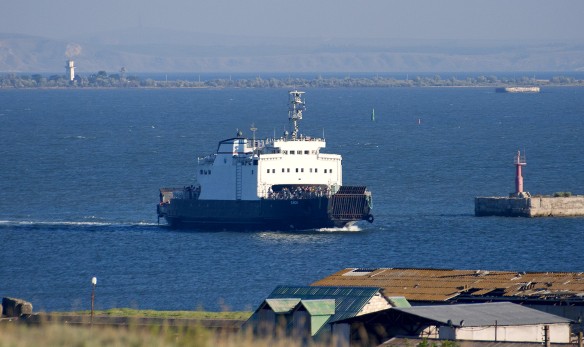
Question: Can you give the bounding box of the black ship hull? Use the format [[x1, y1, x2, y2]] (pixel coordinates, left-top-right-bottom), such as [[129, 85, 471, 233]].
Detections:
[[157, 187, 373, 231]]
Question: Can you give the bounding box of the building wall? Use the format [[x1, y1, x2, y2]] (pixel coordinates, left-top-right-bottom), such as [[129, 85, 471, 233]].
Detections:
[[256, 309, 276, 336], [292, 310, 311, 339], [332, 323, 350, 347], [527, 304, 584, 329], [439, 323, 571, 343], [258, 153, 341, 190], [357, 293, 392, 316], [311, 315, 332, 336]]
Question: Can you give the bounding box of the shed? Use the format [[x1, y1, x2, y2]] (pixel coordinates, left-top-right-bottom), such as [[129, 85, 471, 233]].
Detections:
[[333, 302, 573, 346], [265, 285, 399, 323], [291, 299, 336, 337], [253, 298, 300, 336], [244, 285, 409, 342]]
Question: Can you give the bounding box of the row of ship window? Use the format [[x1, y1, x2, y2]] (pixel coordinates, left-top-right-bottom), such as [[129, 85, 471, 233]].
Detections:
[[266, 168, 333, 174], [282, 150, 317, 155], [200, 170, 261, 175], [200, 167, 332, 176]]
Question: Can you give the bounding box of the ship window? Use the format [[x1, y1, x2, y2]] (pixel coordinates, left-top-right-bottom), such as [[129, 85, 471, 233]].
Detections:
[[297, 151, 301, 155], [267, 169, 270, 173], [304, 150, 309, 154], [310, 168, 313, 173], [295, 168, 299, 173], [272, 169, 275, 173], [253, 160, 258, 165], [330, 169, 333, 173], [287, 168, 290, 173], [252, 170, 254, 174], [209, 170, 211, 175], [324, 169, 327, 173], [282, 168, 285, 173], [200, 170, 203, 175], [283, 150, 288, 154], [290, 150, 295, 154], [301, 168, 304, 172], [315, 168, 318, 173]]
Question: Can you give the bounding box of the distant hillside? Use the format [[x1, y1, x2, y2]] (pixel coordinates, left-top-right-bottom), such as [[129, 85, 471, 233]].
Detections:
[[1, 29, 584, 73]]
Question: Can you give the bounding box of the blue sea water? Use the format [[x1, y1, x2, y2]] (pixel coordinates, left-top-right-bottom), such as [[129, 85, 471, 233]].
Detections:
[[0, 87, 583, 312]]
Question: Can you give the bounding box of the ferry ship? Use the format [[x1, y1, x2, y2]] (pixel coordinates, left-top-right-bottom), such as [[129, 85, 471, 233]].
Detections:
[[157, 90, 373, 230]]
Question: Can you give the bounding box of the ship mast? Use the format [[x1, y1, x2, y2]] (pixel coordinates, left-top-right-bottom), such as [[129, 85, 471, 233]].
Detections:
[[288, 90, 305, 140], [250, 123, 257, 154]]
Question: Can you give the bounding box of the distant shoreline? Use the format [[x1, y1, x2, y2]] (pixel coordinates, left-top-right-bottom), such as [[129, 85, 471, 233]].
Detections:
[[1, 73, 583, 89], [1, 85, 583, 90]]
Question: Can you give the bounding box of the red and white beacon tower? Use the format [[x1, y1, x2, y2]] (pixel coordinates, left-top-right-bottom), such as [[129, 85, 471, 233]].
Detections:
[[513, 150, 528, 197]]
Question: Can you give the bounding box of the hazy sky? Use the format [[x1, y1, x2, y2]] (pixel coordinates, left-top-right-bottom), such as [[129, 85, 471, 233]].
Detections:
[[2, 0, 583, 41]]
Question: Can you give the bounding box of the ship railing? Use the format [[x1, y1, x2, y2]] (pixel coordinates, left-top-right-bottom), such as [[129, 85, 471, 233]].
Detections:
[[277, 135, 324, 142], [233, 155, 255, 165], [159, 185, 200, 202], [246, 138, 272, 150], [197, 154, 216, 164], [264, 186, 331, 200]]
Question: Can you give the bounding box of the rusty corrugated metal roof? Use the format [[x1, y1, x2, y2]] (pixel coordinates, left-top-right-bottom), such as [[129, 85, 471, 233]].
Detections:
[[311, 268, 584, 302]]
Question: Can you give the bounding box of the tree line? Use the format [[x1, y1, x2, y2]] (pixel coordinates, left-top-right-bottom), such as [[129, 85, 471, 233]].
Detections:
[[0, 71, 582, 89]]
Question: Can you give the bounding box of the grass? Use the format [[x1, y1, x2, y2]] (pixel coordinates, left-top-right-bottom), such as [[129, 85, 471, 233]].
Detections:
[[48, 308, 252, 320], [0, 321, 325, 347], [0, 309, 336, 346]]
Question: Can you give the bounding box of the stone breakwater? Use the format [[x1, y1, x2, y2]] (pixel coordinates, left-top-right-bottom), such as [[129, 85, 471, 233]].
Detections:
[[475, 195, 584, 217]]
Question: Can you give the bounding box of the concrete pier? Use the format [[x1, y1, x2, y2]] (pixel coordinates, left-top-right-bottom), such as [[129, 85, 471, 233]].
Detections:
[[475, 195, 584, 217], [476, 150, 584, 217]]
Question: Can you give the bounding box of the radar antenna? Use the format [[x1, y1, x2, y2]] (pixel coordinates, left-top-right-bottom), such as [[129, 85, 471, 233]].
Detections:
[[288, 90, 305, 140]]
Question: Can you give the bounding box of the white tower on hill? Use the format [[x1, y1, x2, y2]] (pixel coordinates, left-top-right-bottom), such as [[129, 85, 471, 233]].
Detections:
[[66, 60, 75, 81]]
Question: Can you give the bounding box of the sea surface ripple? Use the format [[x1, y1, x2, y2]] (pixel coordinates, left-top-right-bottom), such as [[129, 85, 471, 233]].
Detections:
[[1, 87, 583, 311]]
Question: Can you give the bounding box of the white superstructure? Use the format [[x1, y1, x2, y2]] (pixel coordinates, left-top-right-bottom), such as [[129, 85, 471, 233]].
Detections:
[[196, 90, 342, 201]]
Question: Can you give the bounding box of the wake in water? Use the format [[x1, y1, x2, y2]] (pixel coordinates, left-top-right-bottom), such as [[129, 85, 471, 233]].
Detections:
[[317, 224, 362, 233], [0, 219, 159, 232]]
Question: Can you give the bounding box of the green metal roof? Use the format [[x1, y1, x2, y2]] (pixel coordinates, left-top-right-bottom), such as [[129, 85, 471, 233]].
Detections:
[[264, 298, 300, 314], [299, 299, 335, 316], [267, 285, 382, 322], [387, 296, 411, 308]]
